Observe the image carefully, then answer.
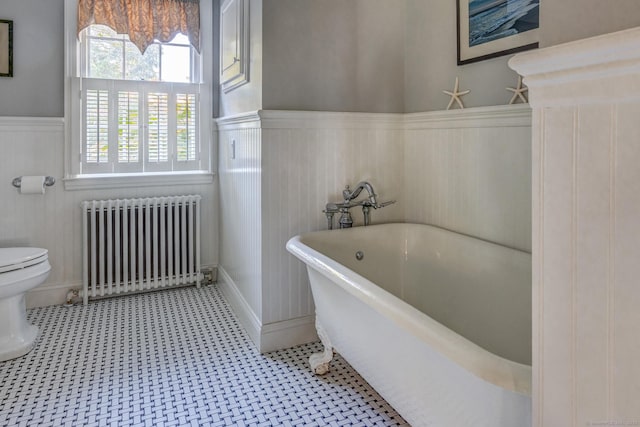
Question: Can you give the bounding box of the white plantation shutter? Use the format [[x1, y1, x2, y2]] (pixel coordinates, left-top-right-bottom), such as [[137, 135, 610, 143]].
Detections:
[[146, 91, 170, 169], [117, 91, 140, 165], [82, 79, 113, 174], [85, 88, 109, 165], [81, 79, 203, 174], [176, 93, 197, 162], [173, 87, 199, 171]]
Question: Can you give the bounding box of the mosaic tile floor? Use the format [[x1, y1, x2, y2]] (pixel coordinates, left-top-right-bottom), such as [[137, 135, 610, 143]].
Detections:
[[0, 285, 407, 427]]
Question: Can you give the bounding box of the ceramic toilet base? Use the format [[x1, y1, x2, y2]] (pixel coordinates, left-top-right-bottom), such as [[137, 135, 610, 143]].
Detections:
[[0, 293, 40, 362]]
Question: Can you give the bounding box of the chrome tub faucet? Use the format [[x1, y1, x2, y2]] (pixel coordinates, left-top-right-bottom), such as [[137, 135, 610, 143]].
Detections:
[[324, 181, 395, 229], [342, 181, 378, 206]]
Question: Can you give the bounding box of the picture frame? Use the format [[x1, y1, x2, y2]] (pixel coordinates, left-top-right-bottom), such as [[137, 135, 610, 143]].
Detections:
[[457, 0, 539, 65], [0, 19, 13, 77]]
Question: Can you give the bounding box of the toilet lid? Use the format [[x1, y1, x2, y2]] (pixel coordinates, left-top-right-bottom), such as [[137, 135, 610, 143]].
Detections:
[[0, 248, 49, 273]]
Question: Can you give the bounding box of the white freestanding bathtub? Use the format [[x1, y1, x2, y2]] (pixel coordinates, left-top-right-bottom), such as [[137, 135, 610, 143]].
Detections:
[[286, 223, 531, 427]]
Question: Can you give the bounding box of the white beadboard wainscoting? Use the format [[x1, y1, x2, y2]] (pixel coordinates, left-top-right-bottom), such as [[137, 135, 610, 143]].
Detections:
[[510, 27, 640, 426], [217, 106, 531, 352], [405, 105, 532, 252], [217, 115, 264, 347], [0, 117, 219, 308], [217, 111, 405, 352]]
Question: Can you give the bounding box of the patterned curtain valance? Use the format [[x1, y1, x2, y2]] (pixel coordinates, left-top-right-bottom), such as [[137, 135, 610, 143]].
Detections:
[[78, 0, 200, 54]]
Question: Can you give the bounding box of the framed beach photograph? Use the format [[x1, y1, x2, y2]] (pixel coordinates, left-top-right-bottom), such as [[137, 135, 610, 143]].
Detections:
[[0, 19, 13, 77], [457, 0, 539, 65]]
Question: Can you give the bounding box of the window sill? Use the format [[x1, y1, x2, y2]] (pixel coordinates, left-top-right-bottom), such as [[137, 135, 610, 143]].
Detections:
[[63, 171, 215, 191]]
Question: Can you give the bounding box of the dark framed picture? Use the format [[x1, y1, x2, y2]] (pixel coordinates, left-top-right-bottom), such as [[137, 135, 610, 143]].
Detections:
[[0, 19, 13, 77], [457, 0, 539, 65]]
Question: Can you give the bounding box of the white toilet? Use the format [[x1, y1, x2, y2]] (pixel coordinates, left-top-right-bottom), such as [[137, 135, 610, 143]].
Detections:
[[0, 247, 50, 362]]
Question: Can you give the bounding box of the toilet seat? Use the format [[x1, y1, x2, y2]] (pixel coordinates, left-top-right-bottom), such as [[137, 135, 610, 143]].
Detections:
[[0, 248, 49, 274]]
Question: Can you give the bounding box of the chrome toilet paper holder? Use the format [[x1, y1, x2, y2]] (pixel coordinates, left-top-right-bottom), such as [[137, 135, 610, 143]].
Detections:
[[12, 176, 56, 188]]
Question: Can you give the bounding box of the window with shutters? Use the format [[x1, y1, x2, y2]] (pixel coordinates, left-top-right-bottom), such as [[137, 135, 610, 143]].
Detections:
[[64, 0, 213, 189], [80, 26, 203, 174]]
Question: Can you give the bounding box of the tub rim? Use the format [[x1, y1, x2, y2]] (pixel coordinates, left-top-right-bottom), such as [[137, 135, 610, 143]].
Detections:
[[286, 222, 532, 396]]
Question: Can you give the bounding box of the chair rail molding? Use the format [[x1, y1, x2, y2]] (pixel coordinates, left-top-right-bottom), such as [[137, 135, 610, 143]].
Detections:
[[0, 117, 64, 133]]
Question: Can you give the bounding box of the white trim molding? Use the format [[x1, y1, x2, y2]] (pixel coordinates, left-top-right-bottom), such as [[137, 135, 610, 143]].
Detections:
[[26, 281, 81, 309], [217, 266, 262, 346], [404, 104, 531, 130], [0, 117, 64, 133], [217, 106, 530, 131], [215, 111, 262, 130], [509, 26, 640, 107], [63, 172, 215, 191], [260, 316, 316, 354], [510, 27, 640, 427], [217, 266, 317, 353], [216, 109, 404, 130], [258, 110, 404, 130]]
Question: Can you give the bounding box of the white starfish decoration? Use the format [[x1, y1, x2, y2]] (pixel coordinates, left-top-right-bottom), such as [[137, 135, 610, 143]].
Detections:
[[506, 75, 529, 104], [443, 77, 470, 110]]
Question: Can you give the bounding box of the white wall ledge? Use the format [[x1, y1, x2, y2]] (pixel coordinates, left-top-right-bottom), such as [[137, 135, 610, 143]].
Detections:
[[217, 109, 405, 130], [510, 26, 640, 106], [0, 117, 64, 132], [257, 110, 404, 130], [63, 172, 215, 191], [215, 111, 262, 130], [509, 26, 640, 78], [216, 105, 531, 131], [405, 104, 531, 129]]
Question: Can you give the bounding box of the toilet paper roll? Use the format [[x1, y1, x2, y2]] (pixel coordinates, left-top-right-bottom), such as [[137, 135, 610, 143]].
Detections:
[[20, 176, 46, 195]]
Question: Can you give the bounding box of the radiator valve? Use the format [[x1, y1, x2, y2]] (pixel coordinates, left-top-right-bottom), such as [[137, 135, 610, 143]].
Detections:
[[201, 267, 216, 285], [64, 289, 82, 307]]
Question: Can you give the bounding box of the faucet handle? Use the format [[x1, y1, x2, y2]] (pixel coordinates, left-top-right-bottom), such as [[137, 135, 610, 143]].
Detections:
[[324, 202, 340, 213], [373, 200, 396, 209], [342, 185, 351, 201]]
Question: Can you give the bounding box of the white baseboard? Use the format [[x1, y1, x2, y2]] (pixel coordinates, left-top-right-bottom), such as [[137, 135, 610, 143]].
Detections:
[[217, 266, 262, 348], [260, 315, 317, 353], [25, 264, 219, 310], [217, 266, 318, 353], [26, 281, 81, 309]]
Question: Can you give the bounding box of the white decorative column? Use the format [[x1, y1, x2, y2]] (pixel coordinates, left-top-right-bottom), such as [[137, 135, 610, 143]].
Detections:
[[510, 27, 640, 427]]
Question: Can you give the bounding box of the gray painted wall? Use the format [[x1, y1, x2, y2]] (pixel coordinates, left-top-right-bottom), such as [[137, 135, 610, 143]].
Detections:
[[539, 0, 640, 47], [404, 0, 516, 113], [219, 0, 263, 117], [2, 0, 640, 117], [0, 0, 64, 117], [404, 0, 640, 112], [258, 0, 640, 114], [261, 0, 405, 113]]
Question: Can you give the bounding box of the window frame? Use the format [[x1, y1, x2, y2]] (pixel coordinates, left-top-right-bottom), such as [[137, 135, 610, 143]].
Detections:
[[80, 25, 200, 83], [64, 0, 215, 190]]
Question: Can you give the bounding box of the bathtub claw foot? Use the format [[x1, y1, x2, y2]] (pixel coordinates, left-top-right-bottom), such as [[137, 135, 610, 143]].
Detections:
[[311, 361, 330, 375], [310, 320, 333, 375]]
